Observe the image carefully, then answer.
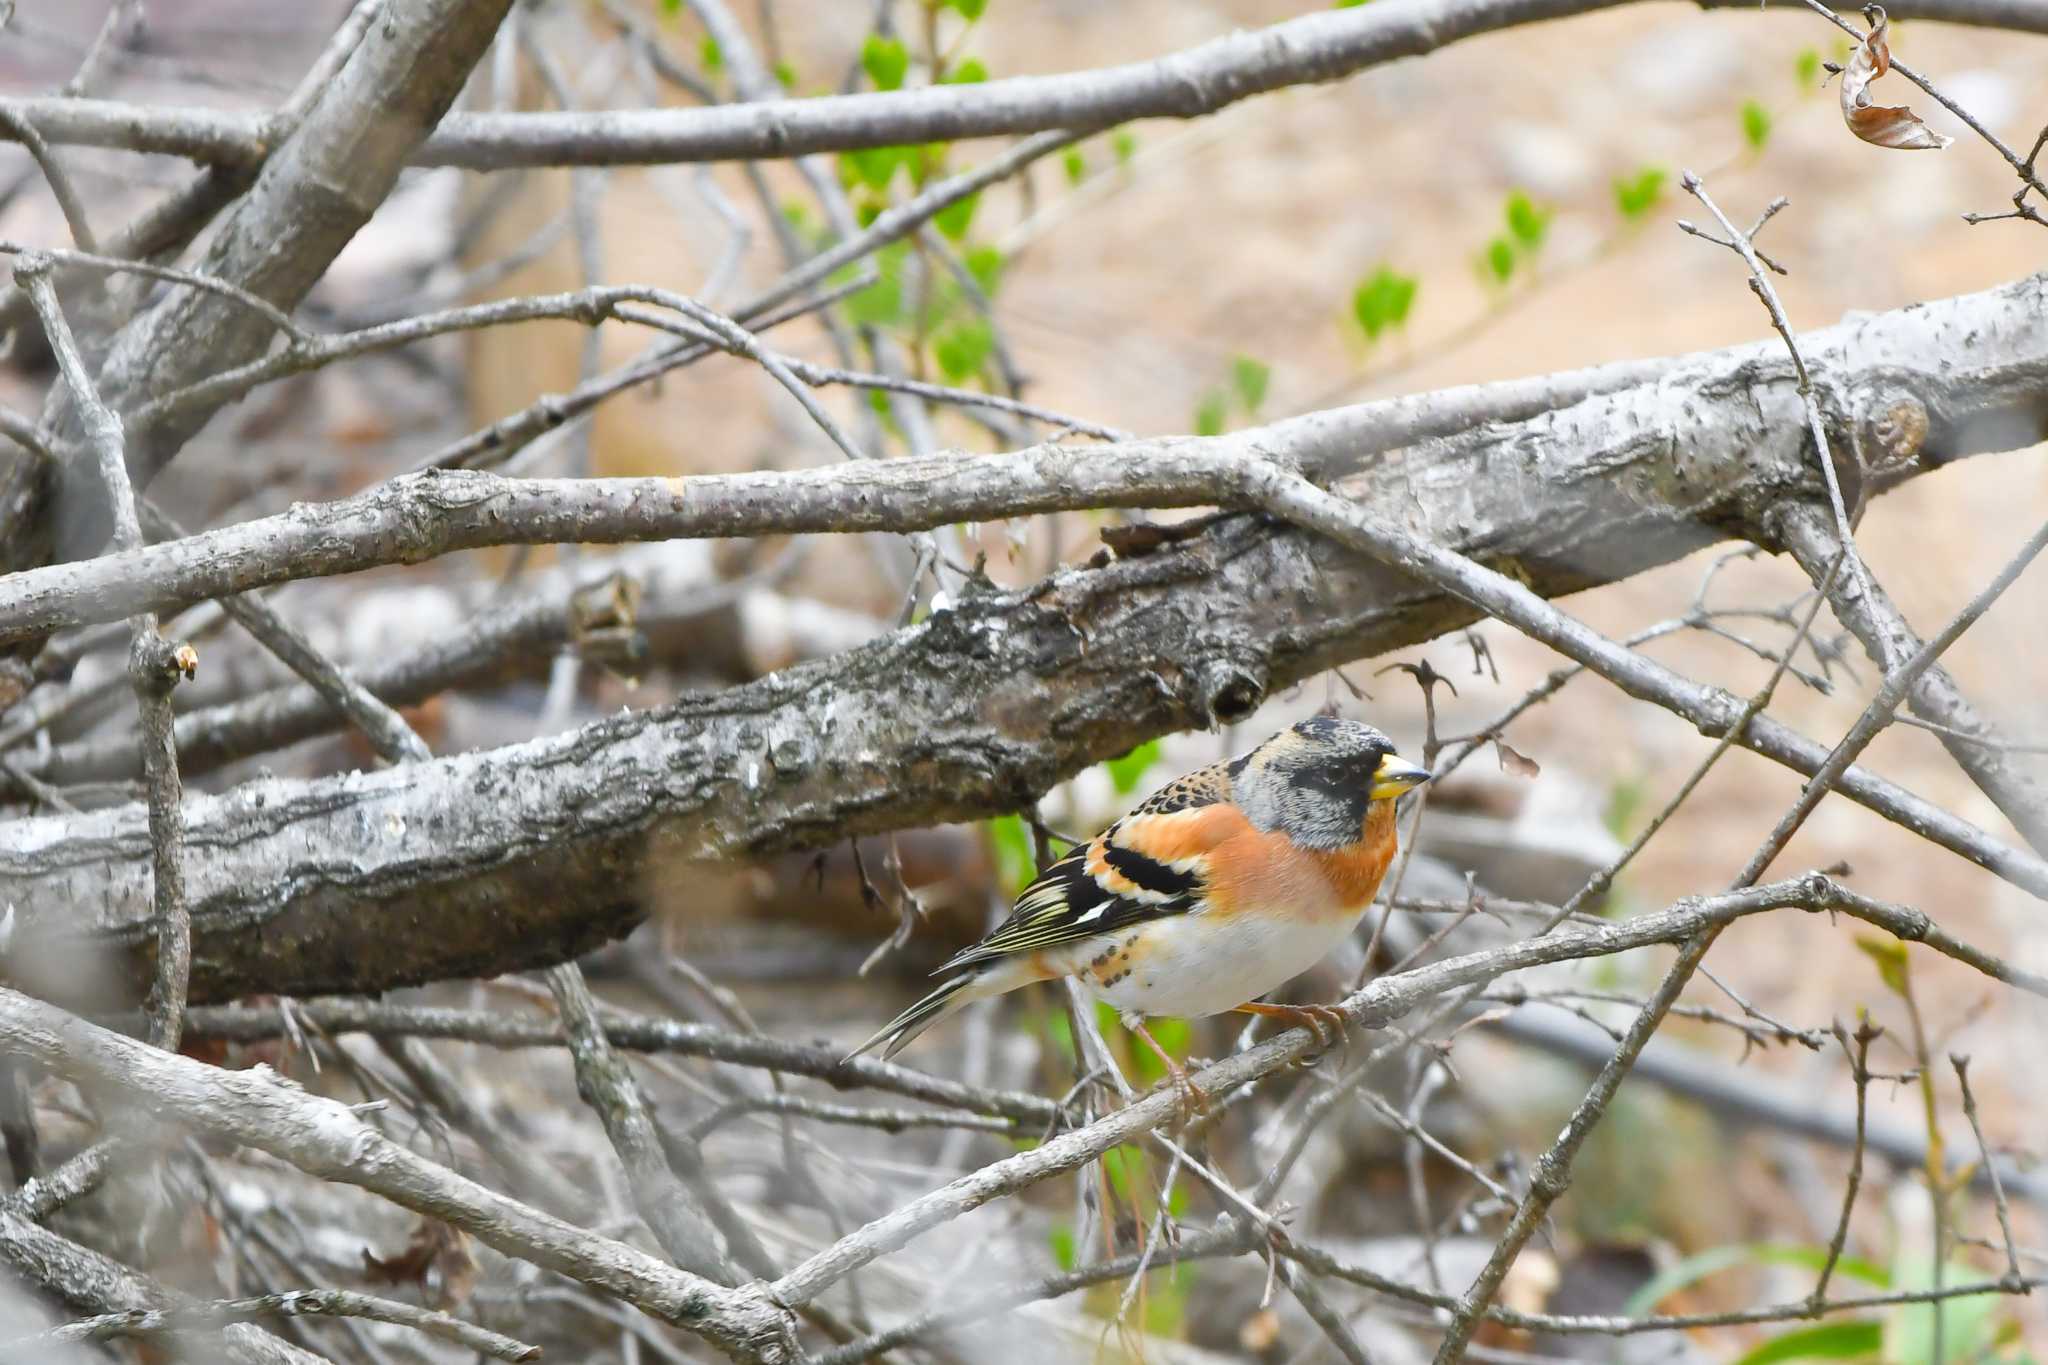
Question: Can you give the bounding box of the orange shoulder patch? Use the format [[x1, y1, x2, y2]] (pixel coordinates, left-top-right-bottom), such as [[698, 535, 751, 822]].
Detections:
[[1113, 803, 1254, 865]]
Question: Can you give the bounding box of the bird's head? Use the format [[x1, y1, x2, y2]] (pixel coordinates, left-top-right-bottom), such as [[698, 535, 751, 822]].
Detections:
[[1228, 715, 1430, 850]]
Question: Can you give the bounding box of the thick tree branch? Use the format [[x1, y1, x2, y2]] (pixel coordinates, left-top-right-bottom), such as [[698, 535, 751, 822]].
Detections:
[[1, 273, 2042, 642], [33, 0, 515, 564], [1, 276, 2044, 1002]]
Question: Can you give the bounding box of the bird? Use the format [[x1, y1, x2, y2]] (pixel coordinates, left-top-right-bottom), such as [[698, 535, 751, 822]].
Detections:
[[846, 715, 1431, 1109]]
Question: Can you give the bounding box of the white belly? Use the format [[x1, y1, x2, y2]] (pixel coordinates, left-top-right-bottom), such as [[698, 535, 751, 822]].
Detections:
[[1074, 905, 1368, 1020]]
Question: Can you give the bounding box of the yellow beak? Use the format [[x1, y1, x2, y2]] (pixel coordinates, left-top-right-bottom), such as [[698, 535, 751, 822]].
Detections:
[[1369, 753, 1432, 801]]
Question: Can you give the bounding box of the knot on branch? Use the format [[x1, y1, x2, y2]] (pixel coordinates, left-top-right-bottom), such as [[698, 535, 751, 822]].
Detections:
[[1194, 653, 1266, 726], [128, 631, 195, 697], [1850, 389, 1932, 482], [1797, 870, 1841, 908]]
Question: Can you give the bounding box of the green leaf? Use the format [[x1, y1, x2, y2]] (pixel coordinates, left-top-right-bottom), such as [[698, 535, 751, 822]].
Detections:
[[1104, 739, 1161, 796], [841, 145, 905, 192], [772, 60, 797, 90], [1048, 1222, 1076, 1271], [659, 0, 680, 14], [1733, 1320, 1883, 1365], [1351, 264, 1417, 341], [1230, 355, 1270, 414], [1742, 98, 1773, 151], [1194, 389, 1227, 437], [1334, 0, 1371, 7], [1740, 1243, 1890, 1288], [964, 244, 1004, 297], [1505, 190, 1550, 249], [912, 143, 950, 187], [985, 814, 1037, 897], [1101, 1143, 1147, 1200], [1143, 1265, 1189, 1337], [1485, 235, 1515, 284], [1111, 128, 1137, 164], [1795, 46, 1822, 88], [699, 35, 723, 72], [1855, 934, 1911, 998], [945, 56, 988, 84], [1891, 1255, 2008, 1365], [948, 0, 989, 18], [1062, 147, 1086, 185], [861, 34, 910, 91], [934, 319, 994, 382], [1624, 1243, 1891, 1318], [934, 188, 980, 241], [847, 274, 900, 326], [842, 242, 910, 326], [1613, 166, 1667, 219]]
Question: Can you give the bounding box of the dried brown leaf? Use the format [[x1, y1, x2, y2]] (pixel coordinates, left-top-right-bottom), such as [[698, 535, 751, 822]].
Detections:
[[436, 1227, 481, 1310], [1839, 9, 1953, 151], [1495, 739, 1541, 779], [362, 1217, 475, 1306], [361, 1222, 438, 1287]]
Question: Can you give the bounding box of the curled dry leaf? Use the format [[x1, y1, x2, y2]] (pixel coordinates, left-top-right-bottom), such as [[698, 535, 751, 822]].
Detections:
[[1840, 8, 1954, 151], [363, 1217, 479, 1308], [1495, 739, 1541, 779]]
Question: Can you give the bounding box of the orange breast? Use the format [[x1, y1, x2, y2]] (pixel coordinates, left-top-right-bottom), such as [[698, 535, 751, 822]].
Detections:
[[1204, 800, 1398, 919], [1308, 801, 1399, 910]]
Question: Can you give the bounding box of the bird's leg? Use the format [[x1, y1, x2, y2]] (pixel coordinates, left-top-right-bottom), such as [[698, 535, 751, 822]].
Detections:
[[1128, 1017, 1208, 1121], [1235, 1000, 1350, 1055]]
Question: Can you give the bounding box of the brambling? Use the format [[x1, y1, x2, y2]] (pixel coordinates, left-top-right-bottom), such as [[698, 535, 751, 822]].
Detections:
[[849, 717, 1431, 1106]]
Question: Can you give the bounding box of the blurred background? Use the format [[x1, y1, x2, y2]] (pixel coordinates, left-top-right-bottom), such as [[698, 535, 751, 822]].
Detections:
[[1, 2, 2045, 1361]]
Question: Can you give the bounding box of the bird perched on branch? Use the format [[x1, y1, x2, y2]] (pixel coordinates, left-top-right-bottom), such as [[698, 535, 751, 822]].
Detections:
[[848, 716, 1431, 1109]]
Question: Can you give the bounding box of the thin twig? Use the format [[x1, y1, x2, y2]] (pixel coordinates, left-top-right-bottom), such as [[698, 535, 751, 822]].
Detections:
[[545, 962, 738, 1283], [1950, 1054, 2027, 1289], [1679, 174, 1882, 651], [0, 112, 97, 251], [1813, 1018, 1879, 1303], [17, 1289, 541, 1361], [15, 253, 194, 1051]]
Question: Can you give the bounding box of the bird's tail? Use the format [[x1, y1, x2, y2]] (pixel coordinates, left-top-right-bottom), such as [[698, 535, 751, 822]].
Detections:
[[845, 971, 983, 1063]]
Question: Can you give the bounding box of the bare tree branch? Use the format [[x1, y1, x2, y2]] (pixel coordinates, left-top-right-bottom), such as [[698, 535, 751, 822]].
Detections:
[[1778, 501, 2048, 854], [2, 272, 2044, 1000], [546, 962, 739, 1283], [29, 0, 517, 564], [0, 987, 805, 1362], [17, 1290, 542, 1361], [1, 0, 2042, 171]]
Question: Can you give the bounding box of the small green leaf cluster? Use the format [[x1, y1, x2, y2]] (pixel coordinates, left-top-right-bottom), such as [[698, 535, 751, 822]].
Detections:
[[1192, 356, 1271, 436], [1352, 264, 1418, 343], [1480, 189, 1552, 286]]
